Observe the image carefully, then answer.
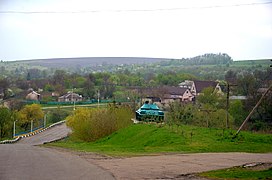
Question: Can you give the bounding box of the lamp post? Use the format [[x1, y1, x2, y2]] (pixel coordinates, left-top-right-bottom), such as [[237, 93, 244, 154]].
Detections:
[[31, 120, 33, 132], [44, 112, 47, 128], [97, 90, 100, 108], [72, 88, 76, 110], [13, 120, 17, 138]]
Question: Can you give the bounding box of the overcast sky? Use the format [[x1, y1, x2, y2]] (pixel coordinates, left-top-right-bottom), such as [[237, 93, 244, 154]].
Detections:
[[0, 0, 271, 61]]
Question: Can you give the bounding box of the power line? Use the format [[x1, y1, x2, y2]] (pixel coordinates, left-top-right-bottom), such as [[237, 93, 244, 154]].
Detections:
[[0, 1, 272, 14]]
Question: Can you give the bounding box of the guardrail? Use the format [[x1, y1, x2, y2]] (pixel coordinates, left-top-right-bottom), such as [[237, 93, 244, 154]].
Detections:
[[0, 120, 66, 144]]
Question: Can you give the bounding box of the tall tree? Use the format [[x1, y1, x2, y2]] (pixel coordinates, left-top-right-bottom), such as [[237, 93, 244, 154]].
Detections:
[[0, 78, 9, 99], [83, 74, 96, 99], [53, 70, 67, 86], [0, 107, 12, 139]]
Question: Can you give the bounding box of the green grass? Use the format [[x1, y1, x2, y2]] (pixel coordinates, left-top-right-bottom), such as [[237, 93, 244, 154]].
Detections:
[[199, 166, 272, 179], [50, 124, 272, 156], [232, 59, 270, 67]]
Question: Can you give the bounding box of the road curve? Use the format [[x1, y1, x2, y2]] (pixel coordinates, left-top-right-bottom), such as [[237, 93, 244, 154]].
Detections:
[[17, 123, 71, 145], [0, 123, 115, 180]]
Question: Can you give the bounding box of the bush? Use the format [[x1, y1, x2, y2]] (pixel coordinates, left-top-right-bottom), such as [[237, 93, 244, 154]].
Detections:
[[166, 102, 234, 129], [47, 108, 70, 124], [66, 106, 133, 142]]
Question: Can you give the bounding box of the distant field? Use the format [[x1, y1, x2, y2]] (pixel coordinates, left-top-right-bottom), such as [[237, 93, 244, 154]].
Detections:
[[49, 124, 272, 156], [233, 59, 271, 67]]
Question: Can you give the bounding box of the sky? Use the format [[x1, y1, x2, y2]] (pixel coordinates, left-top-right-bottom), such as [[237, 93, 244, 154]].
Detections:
[[0, 0, 271, 61]]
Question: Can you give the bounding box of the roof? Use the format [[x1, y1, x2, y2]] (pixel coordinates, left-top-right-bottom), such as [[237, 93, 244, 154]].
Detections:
[[142, 86, 189, 97], [194, 80, 218, 93], [59, 92, 82, 99], [163, 86, 188, 95]]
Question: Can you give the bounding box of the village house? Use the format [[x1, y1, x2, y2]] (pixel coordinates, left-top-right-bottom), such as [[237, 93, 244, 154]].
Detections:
[[141, 80, 223, 106], [26, 90, 41, 101], [141, 86, 193, 105], [162, 86, 194, 103], [179, 80, 222, 96], [58, 91, 83, 102]]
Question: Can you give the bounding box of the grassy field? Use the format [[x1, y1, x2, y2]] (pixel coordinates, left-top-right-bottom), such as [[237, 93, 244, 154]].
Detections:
[[199, 165, 272, 179], [232, 59, 270, 67], [50, 124, 272, 156]]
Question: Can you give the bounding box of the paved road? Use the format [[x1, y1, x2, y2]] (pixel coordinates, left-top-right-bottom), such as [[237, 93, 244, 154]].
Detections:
[[0, 123, 115, 180], [17, 123, 71, 145]]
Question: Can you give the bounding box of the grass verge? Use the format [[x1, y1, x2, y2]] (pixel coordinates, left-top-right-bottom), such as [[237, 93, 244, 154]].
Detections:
[[48, 124, 272, 156], [199, 164, 272, 179]]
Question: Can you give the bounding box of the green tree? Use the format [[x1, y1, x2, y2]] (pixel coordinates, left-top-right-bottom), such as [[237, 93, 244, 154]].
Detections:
[[53, 70, 67, 86], [0, 107, 13, 139], [197, 87, 220, 107], [229, 100, 247, 127], [83, 74, 96, 99], [0, 78, 10, 99], [18, 104, 44, 131], [47, 108, 70, 124]]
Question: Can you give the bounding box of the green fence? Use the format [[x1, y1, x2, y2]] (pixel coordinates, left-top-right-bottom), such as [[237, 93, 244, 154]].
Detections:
[[24, 99, 131, 106]]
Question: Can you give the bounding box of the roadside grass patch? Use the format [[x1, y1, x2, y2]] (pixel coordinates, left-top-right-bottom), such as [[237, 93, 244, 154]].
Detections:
[[50, 124, 272, 156], [199, 165, 272, 179]]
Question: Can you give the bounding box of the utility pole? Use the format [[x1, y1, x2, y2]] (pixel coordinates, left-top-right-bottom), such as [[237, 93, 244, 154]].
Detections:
[[225, 82, 237, 129], [235, 62, 271, 136], [236, 84, 272, 136], [226, 83, 230, 129]]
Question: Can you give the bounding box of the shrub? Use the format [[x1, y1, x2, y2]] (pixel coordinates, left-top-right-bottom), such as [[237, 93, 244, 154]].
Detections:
[[66, 106, 133, 142], [47, 108, 70, 124]]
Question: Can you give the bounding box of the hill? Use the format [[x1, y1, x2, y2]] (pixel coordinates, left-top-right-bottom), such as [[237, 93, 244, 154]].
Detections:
[[51, 124, 272, 156], [12, 57, 172, 68]]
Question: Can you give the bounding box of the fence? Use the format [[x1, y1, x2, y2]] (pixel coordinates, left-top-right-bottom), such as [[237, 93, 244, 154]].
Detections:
[[24, 99, 131, 106]]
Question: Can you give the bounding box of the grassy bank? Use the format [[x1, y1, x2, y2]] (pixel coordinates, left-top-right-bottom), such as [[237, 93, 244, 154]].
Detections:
[[50, 124, 272, 156], [199, 164, 272, 179]]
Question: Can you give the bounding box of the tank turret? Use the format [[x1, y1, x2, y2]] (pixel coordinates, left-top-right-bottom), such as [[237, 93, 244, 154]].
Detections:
[[135, 101, 164, 122]]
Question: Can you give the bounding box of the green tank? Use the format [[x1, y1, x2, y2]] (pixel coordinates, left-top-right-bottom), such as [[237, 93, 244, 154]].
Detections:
[[135, 102, 164, 122]]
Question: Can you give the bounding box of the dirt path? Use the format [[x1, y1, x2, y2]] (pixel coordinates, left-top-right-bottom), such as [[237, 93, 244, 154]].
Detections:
[[88, 153, 272, 179], [52, 148, 272, 179]]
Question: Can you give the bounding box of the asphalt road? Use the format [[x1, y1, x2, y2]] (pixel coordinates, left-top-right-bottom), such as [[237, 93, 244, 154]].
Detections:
[[0, 123, 115, 180], [17, 123, 71, 145]]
